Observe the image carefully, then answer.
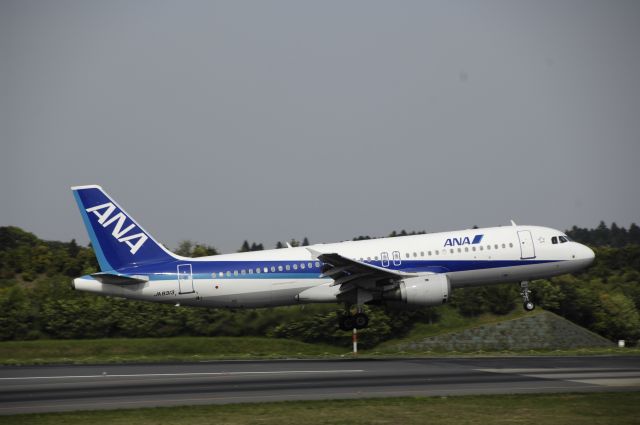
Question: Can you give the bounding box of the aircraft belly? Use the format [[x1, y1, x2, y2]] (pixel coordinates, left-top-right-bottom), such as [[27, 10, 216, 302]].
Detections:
[[191, 278, 322, 308], [449, 261, 569, 288]]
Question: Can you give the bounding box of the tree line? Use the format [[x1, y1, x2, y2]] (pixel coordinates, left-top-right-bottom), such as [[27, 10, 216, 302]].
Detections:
[[0, 222, 638, 347]]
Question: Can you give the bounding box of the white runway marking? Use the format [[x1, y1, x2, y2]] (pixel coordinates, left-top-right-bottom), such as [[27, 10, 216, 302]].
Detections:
[[479, 368, 629, 374], [0, 369, 365, 381], [567, 378, 640, 387]]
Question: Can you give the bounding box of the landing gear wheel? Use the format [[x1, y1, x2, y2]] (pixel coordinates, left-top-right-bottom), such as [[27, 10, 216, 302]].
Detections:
[[338, 313, 369, 330], [520, 281, 535, 312], [339, 315, 356, 331], [354, 312, 369, 329]]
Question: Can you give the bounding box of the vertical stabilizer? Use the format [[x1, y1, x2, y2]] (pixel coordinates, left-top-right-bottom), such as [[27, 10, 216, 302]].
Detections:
[[72, 185, 177, 271]]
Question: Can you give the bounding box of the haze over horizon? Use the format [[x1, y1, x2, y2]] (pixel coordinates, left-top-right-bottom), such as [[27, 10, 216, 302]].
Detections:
[[2, 1, 639, 253]]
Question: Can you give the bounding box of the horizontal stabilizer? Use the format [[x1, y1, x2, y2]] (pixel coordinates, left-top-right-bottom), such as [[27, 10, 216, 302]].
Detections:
[[90, 272, 149, 285]]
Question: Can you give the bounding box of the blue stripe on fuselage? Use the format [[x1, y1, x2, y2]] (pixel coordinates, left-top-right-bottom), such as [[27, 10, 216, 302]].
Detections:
[[109, 259, 559, 281]]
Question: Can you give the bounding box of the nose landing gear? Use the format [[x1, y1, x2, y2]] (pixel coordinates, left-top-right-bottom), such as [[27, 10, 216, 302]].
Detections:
[[520, 281, 535, 311]]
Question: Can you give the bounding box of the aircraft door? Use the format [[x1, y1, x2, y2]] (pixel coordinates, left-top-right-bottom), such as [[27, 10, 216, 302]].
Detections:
[[517, 230, 536, 259], [392, 251, 402, 266], [178, 264, 194, 294], [381, 252, 390, 267]]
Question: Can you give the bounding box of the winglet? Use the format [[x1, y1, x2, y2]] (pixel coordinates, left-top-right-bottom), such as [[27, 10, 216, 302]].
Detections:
[[510, 219, 517, 227], [306, 248, 323, 259]]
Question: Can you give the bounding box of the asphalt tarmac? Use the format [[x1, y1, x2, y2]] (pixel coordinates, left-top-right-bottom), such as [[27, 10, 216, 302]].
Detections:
[[1, 356, 639, 415]]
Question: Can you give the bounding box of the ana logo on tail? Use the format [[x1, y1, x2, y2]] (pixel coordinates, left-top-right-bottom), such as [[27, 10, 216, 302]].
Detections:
[[86, 202, 148, 254]]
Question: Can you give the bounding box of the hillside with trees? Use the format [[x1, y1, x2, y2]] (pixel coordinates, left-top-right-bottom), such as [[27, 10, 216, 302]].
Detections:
[[0, 222, 638, 347]]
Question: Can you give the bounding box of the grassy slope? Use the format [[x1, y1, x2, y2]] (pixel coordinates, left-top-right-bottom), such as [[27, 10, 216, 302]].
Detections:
[[372, 306, 640, 356], [376, 306, 538, 350], [0, 337, 345, 365], [3, 393, 640, 424]]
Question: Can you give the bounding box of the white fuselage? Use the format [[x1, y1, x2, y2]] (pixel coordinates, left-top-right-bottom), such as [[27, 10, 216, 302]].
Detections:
[[73, 224, 595, 309]]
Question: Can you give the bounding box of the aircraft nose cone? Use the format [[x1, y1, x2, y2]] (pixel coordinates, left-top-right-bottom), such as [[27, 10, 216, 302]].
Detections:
[[581, 244, 595, 265]]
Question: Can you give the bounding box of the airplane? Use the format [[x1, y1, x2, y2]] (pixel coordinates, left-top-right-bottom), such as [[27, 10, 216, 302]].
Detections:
[[71, 185, 595, 330]]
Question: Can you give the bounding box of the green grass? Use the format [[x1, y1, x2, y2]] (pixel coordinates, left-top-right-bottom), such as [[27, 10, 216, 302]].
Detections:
[[368, 347, 640, 357], [1, 335, 637, 367], [3, 392, 640, 424], [0, 337, 345, 365]]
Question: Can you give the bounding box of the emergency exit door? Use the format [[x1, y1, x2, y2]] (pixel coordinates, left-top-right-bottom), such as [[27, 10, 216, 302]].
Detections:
[[178, 264, 194, 294], [517, 230, 536, 259]]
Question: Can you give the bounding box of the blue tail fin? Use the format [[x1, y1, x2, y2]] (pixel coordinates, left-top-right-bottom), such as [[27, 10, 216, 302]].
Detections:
[[72, 185, 177, 271]]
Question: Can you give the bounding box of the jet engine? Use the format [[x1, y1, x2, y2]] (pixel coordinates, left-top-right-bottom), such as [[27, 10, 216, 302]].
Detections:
[[385, 274, 451, 307]]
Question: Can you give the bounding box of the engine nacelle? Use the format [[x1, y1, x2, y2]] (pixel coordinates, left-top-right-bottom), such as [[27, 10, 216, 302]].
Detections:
[[394, 274, 451, 306]]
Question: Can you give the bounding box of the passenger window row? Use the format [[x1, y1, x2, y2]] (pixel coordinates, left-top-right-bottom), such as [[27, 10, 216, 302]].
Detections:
[[216, 240, 520, 277], [358, 242, 515, 263], [215, 261, 321, 278]]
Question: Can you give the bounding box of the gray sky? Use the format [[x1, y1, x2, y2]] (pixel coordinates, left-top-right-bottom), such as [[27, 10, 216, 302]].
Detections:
[[2, 0, 639, 253]]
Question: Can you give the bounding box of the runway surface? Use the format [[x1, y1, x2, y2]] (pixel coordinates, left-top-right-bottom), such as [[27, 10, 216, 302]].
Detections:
[[1, 356, 639, 415]]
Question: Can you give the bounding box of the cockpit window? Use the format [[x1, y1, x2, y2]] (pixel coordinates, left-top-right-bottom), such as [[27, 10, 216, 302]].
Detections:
[[559, 236, 568, 243], [552, 236, 558, 244]]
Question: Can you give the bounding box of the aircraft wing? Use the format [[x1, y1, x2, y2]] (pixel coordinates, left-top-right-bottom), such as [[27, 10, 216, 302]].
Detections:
[[307, 248, 417, 290]]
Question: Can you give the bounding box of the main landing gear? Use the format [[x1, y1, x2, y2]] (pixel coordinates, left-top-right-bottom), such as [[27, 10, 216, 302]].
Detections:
[[338, 308, 369, 331], [520, 281, 535, 311]]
